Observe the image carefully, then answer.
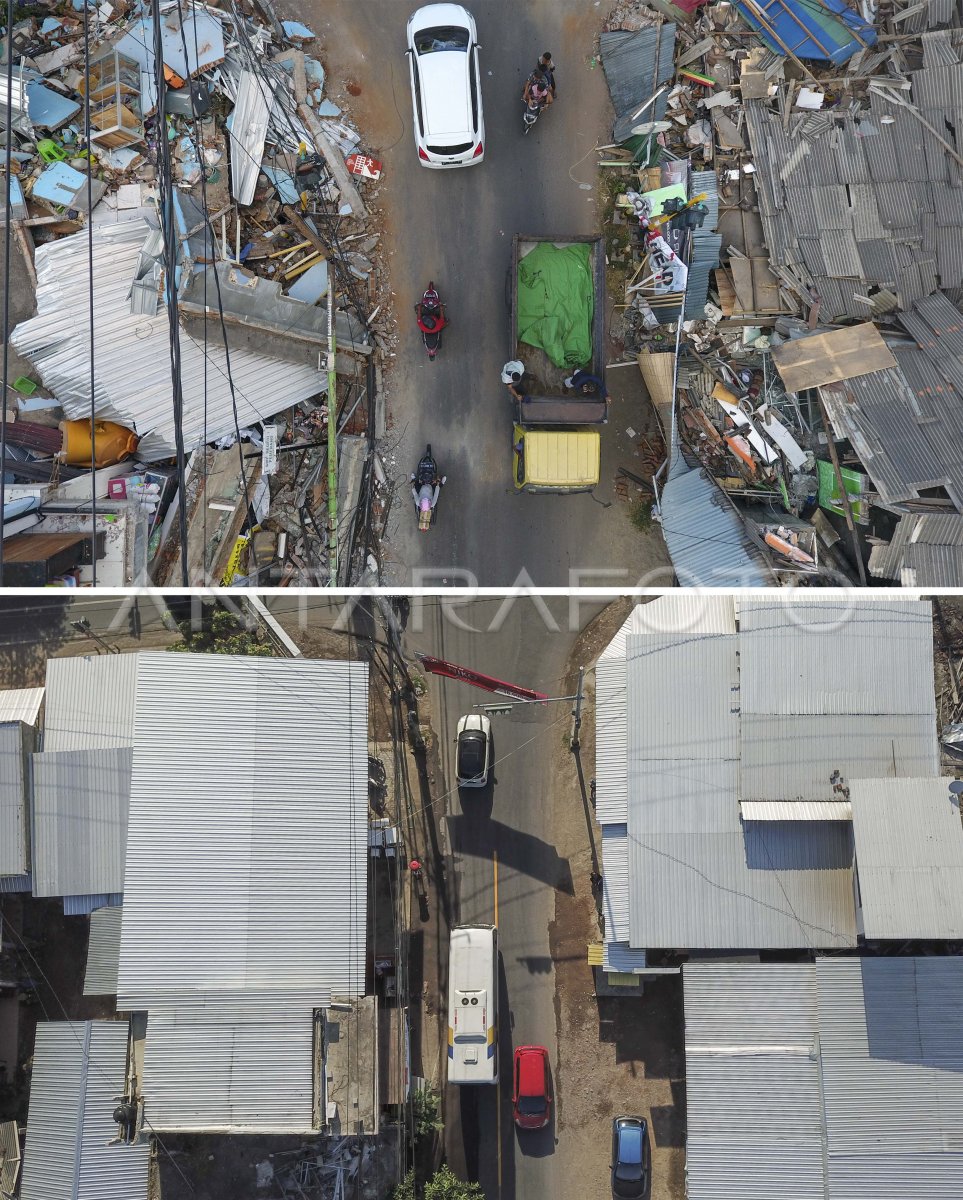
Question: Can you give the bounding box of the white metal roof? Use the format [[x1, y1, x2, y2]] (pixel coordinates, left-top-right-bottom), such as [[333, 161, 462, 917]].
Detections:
[[18, 1021, 149, 1200], [10, 221, 327, 460], [0, 687, 43, 725], [740, 714, 939, 802], [738, 597, 935, 716], [0, 723, 30, 877], [598, 595, 736, 663], [0, 1120, 20, 1198], [850, 778, 963, 939], [741, 800, 853, 821], [83, 906, 124, 996], [31, 748, 131, 897], [602, 824, 630, 943], [594, 658, 628, 824], [117, 653, 370, 1007], [140, 991, 326, 1133], [684, 958, 963, 1200], [42, 654, 139, 751]]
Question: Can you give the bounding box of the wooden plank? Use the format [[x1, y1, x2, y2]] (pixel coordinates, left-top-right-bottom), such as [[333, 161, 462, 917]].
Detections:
[[772, 323, 897, 392]]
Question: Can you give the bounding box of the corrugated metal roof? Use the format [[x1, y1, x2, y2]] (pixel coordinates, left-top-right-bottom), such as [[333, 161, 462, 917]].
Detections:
[[0, 1120, 20, 1198], [0, 722, 31, 877], [117, 653, 370, 1007], [741, 800, 853, 821], [627, 631, 740, 761], [603, 941, 648, 973], [10, 221, 327, 461], [31, 748, 131, 898], [43, 654, 138, 752], [0, 687, 43, 725], [64, 892, 123, 916], [850, 778, 963, 939], [595, 659, 628, 824], [597, 595, 736, 663], [660, 464, 774, 587], [83, 907, 124, 996], [229, 71, 272, 207], [869, 514, 963, 584], [741, 714, 939, 801], [602, 824, 630, 943], [140, 991, 324, 1133], [19, 1021, 149, 1200], [684, 957, 963, 1200], [738, 597, 936, 716], [626, 760, 855, 949]]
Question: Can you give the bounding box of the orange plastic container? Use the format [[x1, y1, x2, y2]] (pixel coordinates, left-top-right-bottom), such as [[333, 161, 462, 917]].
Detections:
[[60, 419, 139, 468]]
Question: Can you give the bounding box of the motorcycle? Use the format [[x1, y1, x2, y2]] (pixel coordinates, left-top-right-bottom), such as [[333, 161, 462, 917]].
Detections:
[[415, 282, 447, 361], [522, 80, 551, 134], [410, 444, 447, 532]]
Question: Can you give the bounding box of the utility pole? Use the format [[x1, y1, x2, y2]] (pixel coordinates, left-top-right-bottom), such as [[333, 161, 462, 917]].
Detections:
[[570, 667, 585, 752], [327, 289, 338, 585]]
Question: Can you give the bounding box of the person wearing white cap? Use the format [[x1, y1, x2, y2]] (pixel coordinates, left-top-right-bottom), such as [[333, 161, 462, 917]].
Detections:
[[501, 360, 524, 385]]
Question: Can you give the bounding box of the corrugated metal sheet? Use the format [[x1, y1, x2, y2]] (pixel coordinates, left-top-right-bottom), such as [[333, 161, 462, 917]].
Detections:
[[117, 654, 369, 1007], [741, 714, 939, 801], [685, 958, 963, 1200], [10, 221, 327, 461], [603, 942, 648, 973], [141, 991, 325, 1132], [0, 687, 43, 725], [594, 659, 628, 824], [850, 778, 963, 939], [626, 760, 855, 949], [31, 748, 131, 897], [660, 464, 774, 587], [598, 596, 736, 663], [0, 722, 31, 876], [43, 654, 138, 752], [64, 892, 123, 916], [627, 631, 740, 761], [0, 1120, 20, 1198], [740, 800, 853, 821], [229, 71, 272, 207], [83, 907, 124, 996], [738, 597, 936, 716], [0, 872, 31, 893], [19, 1021, 149, 1200], [601, 25, 676, 143], [602, 824, 630, 943]]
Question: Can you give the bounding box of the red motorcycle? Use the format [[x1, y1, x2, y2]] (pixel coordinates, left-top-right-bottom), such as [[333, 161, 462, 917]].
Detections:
[[415, 282, 448, 361]]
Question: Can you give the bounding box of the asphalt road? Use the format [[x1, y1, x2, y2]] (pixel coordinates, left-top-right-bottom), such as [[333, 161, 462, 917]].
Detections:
[[412, 595, 606, 1200], [301, 0, 672, 587]]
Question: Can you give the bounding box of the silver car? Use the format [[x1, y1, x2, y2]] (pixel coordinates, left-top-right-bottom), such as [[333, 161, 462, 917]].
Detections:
[[455, 712, 492, 786]]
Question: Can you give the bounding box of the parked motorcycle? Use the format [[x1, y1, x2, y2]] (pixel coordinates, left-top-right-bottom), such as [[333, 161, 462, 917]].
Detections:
[[410, 444, 447, 531], [414, 282, 448, 361]]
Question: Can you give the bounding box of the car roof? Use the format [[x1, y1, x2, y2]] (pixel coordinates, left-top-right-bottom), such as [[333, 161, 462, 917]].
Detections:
[[515, 1046, 547, 1094], [416, 54, 472, 139], [616, 1122, 644, 1163]]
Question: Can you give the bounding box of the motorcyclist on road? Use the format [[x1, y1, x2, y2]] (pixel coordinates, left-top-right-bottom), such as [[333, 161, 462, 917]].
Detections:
[[416, 284, 446, 335], [522, 73, 553, 110], [411, 475, 442, 513]]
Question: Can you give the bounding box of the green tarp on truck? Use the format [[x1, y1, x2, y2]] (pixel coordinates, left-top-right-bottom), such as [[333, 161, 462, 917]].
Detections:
[[516, 241, 594, 370]]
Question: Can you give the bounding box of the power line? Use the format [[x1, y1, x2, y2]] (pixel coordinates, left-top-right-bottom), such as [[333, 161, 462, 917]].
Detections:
[[0, 0, 15, 584], [81, 0, 97, 585]]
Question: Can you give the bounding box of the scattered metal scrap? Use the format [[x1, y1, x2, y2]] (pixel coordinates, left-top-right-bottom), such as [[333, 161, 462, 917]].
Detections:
[[596, 0, 963, 584], [2, 0, 394, 585]]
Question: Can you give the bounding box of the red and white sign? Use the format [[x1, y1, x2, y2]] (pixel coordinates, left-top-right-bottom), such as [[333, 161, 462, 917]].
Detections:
[[416, 654, 548, 702], [345, 153, 383, 180]]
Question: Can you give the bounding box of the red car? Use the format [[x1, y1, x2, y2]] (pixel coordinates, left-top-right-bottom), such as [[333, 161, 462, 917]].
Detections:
[[512, 1045, 552, 1130]]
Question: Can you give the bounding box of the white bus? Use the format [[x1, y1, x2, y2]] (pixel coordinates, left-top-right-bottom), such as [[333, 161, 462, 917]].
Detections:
[[447, 924, 499, 1085]]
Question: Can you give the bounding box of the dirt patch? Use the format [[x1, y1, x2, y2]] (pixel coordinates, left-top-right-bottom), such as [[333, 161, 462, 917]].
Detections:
[[549, 598, 686, 1200]]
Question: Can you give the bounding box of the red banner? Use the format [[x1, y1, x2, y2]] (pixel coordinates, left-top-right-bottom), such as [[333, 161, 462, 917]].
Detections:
[[416, 655, 548, 702]]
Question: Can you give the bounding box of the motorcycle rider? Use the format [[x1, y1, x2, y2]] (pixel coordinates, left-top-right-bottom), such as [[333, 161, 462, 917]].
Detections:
[[522, 62, 554, 110], [416, 283, 446, 334], [410, 469, 445, 522]]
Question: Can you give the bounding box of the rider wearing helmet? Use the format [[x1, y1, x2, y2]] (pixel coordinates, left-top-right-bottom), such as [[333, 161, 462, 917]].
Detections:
[[417, 283, 446, 335]]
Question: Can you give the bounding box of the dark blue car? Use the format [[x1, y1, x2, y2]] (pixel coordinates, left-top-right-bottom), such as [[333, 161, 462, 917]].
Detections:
[[611, 1115, 650, 1198]]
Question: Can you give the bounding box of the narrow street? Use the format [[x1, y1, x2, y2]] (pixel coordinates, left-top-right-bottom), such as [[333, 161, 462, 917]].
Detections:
[[295, 0, 671, 585]]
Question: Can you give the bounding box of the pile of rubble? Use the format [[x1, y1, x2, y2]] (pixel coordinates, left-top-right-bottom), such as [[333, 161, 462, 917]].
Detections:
[[596, 0, 963, 586], [1, 0, 392, 586]]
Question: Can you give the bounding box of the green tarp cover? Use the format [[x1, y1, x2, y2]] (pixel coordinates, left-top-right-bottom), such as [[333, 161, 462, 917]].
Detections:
[[517, 242, 594, 370], [817, 459, 869, 524]]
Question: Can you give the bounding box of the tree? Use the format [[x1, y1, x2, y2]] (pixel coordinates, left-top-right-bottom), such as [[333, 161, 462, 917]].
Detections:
[[412, 1083, 444, 1139], [390, 1167, 483, 1200]]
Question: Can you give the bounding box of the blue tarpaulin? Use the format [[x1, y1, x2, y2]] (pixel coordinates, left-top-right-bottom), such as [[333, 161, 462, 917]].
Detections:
[[735, 0, 876, 65]]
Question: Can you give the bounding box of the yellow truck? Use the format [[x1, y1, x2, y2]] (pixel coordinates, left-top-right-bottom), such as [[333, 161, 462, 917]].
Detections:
[[510, 233, 606, 493]]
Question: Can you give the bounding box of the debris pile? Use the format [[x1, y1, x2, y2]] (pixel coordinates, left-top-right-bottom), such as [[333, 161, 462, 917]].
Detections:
[[596, 0, 963, 586], [1, 1, 391, 585]]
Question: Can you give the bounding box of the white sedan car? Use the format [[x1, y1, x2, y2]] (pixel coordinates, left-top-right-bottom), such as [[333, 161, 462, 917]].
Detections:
[[455, 713, 492, 787], [406, 4, 484, 168]]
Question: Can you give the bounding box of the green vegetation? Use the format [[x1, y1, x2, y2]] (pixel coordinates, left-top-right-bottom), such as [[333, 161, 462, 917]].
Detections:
[[629, 496, 655, 533], [167, 605, 274, 656], [391, 1168, 485, 1200], [412, 1084, 444, 1139]]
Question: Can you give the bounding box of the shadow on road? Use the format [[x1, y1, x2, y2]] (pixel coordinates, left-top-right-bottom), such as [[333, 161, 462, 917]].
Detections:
[[447, 815, 574, 895]]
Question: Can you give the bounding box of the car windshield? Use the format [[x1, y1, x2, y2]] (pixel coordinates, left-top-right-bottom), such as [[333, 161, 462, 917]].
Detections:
[[415, 25, 469, 53], [458, 733, 486, 776], [517, 1095, 546, 1116]]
